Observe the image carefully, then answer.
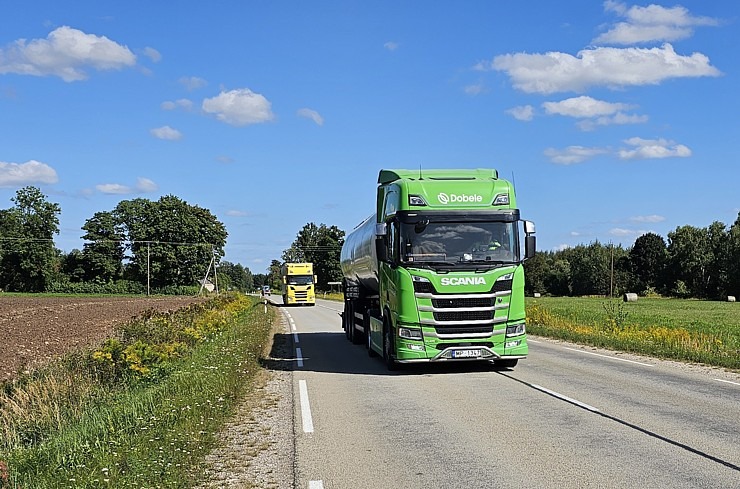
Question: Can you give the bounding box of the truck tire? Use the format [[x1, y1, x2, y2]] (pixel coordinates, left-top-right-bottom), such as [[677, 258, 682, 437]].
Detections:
[[383, 318, 398, 371]]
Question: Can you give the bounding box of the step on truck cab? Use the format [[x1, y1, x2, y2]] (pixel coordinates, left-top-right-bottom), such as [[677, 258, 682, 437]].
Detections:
[[340, 169, 536, 370]]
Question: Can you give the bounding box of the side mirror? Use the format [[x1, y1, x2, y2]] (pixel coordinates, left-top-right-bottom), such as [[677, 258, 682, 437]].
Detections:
[[375, 236, 388, 263], [525, 235, 536, 260], [375, 221, 389, 263], [524, 220, 536, 235]]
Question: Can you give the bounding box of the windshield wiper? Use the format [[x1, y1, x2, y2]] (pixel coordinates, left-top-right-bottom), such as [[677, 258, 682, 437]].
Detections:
[[463, 259, 507, 265], [405, 261, 454, 271]]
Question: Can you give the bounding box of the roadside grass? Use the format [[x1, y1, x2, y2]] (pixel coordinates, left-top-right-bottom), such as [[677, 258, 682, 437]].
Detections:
[[318, 292, 343, 302], [0, 293, 275, 488], [526, 297, 739, 371]]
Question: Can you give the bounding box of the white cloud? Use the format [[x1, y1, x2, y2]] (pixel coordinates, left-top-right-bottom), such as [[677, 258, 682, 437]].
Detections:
[[544, 145, 609, 165], [297, 108, 324, 126], [135, 177, 157, 192], [202, 88, 274, 126], [179, 76, 207, 91], [618, 137, 691, 160], [506, 105, 534, 121], [384, 41, 399, 51], [96, 177, 157, 195], [95, 183, 130, 194], [0, 26, 136, 82], [489, 43, 720, 94], [142, 47, 161, 62], [543, 96, 630, 118], [630, 214, 665, 223], [226, 210, 251, 217], [150, 125, 182, 140], [596, 1, 719, 45], [161, 98, 193, 111], [609, 227, 648, 237], [577, 112, 648, 131], [543, 96, 647, 130], [0, 160, 58, 187], [464, 83, 486, 95]]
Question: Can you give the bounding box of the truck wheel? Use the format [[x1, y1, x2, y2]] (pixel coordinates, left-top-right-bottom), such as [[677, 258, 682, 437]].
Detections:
[[383, 320, 398, 371]]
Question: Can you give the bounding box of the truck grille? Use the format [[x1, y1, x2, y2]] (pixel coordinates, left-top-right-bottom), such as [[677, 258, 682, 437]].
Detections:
[[432, 297, 493, 308], [414, 277, 512, 337], [434, 310, 492, 322]]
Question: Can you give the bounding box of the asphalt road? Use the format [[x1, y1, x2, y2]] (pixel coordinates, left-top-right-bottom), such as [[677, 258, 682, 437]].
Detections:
[[273, 297, 740, 489]]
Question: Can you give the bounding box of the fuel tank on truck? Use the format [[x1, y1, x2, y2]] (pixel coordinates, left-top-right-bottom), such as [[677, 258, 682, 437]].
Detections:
[[340, 214, 379, 293]]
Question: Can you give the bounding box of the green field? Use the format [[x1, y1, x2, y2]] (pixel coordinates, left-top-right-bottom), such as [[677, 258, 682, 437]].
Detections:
[[526, 297, 739, 370]]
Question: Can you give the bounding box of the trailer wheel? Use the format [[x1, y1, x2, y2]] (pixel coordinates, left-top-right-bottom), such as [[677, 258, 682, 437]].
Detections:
[[383, 318, 398, 371]]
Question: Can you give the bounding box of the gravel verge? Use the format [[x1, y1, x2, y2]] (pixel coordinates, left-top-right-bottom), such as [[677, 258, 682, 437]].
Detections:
[[196, 308, 295, 489]]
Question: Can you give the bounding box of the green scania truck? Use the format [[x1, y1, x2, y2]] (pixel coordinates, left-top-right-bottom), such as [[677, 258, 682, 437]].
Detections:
[[340, 169, 536, 370]]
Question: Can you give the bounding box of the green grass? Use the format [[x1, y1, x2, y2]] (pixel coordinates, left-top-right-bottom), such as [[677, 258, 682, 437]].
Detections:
[[526, 296, 739, 370], [0, 293, 275, 488], [317, 291, 343, 302]]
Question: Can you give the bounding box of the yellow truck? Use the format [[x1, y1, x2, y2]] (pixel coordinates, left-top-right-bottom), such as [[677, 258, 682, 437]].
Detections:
[[281, 262, 317, 306]]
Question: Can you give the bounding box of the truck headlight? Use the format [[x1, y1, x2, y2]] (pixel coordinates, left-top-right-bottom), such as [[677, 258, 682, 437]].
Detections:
[[506, 323, 525, 337], [399, 327, 423, 340], [409, 195, 427, 206], [493, 193, 509, 205]]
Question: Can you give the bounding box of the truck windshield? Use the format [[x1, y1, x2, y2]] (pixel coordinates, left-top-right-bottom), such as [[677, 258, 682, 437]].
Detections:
[[287, 275, 314, 285], [400, 220, 519, 267]]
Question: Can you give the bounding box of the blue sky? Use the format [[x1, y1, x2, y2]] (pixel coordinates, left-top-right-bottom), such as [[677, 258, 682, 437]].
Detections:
[[1, 1, 738, 273]]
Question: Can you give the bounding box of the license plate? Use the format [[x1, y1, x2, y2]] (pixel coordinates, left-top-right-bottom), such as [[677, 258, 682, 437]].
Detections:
[[452, 349, 480, 359]]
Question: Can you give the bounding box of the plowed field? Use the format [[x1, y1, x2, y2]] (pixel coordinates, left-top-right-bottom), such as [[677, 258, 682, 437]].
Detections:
[[0, 295, 207, 382]]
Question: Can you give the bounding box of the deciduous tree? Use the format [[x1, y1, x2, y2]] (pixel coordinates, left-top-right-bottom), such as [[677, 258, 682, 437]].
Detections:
[[0, 187, 60, 292]]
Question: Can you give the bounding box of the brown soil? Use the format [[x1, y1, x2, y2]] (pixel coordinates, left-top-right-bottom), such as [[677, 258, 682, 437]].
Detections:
[[0, 295, 207, 382]]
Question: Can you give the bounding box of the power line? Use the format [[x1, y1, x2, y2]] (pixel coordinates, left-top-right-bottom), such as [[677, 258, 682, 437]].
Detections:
[[0, 236, 217, 247]]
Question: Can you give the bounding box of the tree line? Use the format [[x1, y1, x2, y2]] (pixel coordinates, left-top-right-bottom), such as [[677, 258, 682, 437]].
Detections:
[[274, 215, 740, 301], [3, 186, 737, 300], [524, 213, 740, 299], [0, 187, 254, 294]]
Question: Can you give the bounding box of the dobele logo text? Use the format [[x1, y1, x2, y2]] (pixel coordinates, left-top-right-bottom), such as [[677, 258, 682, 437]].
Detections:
[[437, 193, 483, 204]]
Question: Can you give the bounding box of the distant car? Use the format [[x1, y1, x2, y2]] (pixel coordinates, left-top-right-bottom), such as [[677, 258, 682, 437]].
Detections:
[[262, 285, 271, 296]]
